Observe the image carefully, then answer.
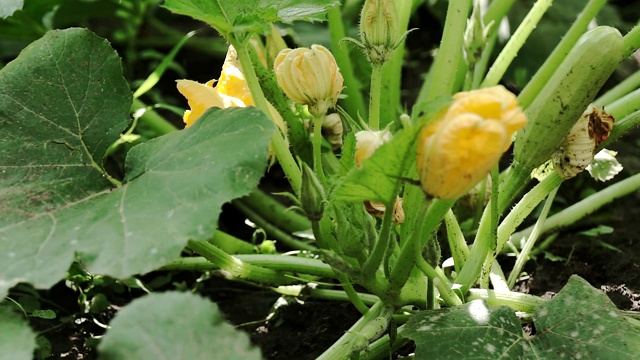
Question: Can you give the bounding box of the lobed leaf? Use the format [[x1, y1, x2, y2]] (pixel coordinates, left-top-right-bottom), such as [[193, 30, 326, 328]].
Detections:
[[0, 28, 275, 298], [0, 306, 36, 360], [98, 292, 261, 360], [163, 0, 339, 36], [402, 275, 640, 359]]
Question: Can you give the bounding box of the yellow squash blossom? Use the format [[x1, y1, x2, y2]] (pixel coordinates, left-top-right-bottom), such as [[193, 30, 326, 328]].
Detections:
[[177, 45, 253, 127], [177, 45, 288, 158], [417, 85, 527, 200]]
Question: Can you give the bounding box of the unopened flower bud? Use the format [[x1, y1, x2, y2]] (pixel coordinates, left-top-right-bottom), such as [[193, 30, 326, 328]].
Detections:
[[417, 86, 526, 199], [354, 129, 393, 167], [364, 197, 405, 224], [322, 113, 344, 150], [552, 104, 614, 179], [274, 45, 344, 116], [359, 0, 400, 64], [300, 162, 326, 221]]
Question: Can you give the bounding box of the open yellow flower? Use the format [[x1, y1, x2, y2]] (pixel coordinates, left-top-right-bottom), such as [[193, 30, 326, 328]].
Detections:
[[176, 45, 253, 127], [176, 45, 288, 159], [417, 85, 526, 200]]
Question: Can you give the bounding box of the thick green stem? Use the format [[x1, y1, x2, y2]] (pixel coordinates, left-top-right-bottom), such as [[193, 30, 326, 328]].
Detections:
[[327, 5, 367, 118], [416, 0, 471, 103], [362, 197, 395, 282], [378, 0, 413, 128], [132, 98, 178, 136], [414, 250, 463, 307], [478, 166, 501, 288], [507, 186, 558, 288], [309, 289, 380, 306], [368, 64, 384, 130], [444, 210, 470, 273], [603, 110, 640, 147], [233, 39, 302, 194], [186, 240, 293, 285], [209, 230, 255, 254], [337, 273, 370, 315], [496, 172, 564, 254], [312, 114, 326, 183], [160, 254, 336, 279], [622, 23, 640, 59], [482, 0, 553, 88], [498, 160, 534, 214], [233, 201, 317, 251], [595, 69, 640, 106], [510, 172, 640, 242], [604, 88, 640, 120], [317, 301, 394, 360], [518, 0, 607, 108], [389, 199, 455, 297], [467, 289, 547, 313], [235, 190, 311, 234]]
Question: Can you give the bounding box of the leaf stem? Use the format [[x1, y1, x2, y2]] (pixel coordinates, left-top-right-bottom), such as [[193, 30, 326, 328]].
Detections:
[[481, 0, 553, 88], [362, 197, 395, 282], [622, 23, 640, 59], [327, 5, 367, 118], [317, 300, 394, 360], [378, 0, 413, 128], [604, 88, 640, 121], [416, 0, 471, 102], [232, 39, 302, 194], [517, 0, 607, 108], [232, 200, 317, 251], [496, 172, 564, 254], [507, 186, 558, 288], [131, 98, 178, 135], [160, 254, 336, 278], [312, 114, 326, 183], [594, 69, 640, 106], [368, 64, 383, 130], [235, 189, 311, 233], [510, 172, 640, 243], [186, 240, 294, 286], [389, 199, 454, 298]]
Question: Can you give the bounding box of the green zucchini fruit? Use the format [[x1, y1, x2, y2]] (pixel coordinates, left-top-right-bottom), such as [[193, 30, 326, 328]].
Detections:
[[514, 26, 624, 171]]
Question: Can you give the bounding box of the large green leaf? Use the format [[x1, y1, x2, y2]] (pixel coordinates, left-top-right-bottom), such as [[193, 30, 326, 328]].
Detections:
[[163, 0, 339, 36], [98, 292, 262, 360], [0, 0, 23, 19], [402, 276, 640, 359], [0, 28, 275, 298], [0, 306, 36, 360], [333, 124, 422, 204]]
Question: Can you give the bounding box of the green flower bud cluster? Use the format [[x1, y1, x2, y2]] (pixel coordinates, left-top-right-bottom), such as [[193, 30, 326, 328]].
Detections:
[[359, 0, 400, 64]]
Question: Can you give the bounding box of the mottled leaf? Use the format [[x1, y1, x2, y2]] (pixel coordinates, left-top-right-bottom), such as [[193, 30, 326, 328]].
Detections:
[[403, 276, 640, 359], [98, 292, 262, 360], [0, 306, 36, 360], [163, 0, 339, 36], [0, 28, 274, 297]]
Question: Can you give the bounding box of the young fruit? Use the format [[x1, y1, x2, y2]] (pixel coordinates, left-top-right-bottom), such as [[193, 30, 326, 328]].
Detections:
[[513, 26, 624, 172]]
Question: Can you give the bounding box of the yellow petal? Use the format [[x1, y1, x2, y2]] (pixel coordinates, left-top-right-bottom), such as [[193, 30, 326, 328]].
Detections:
[[418, 114, 508, 199], [216, 46, 254, 105], [177, 80, 225, 127]]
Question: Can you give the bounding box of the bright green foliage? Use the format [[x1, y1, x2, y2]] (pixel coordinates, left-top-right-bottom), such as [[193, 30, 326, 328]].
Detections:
[[403, 276, 640, 359], [163, 0, 339, 36], [98, 292, 262, 360], [0, 28, 275, 298], [0, 0, 22, 19], [333, 125, 421, 204], [0, 306, 36, 360]]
